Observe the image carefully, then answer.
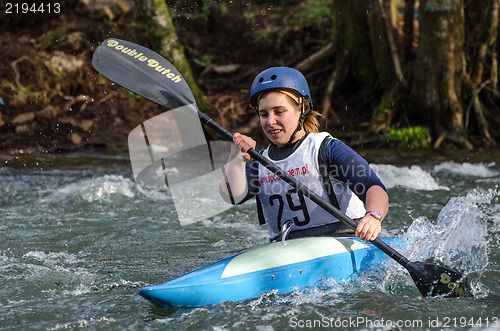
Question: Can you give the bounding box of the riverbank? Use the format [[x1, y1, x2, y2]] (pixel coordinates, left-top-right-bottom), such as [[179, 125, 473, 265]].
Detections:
[[3, 146, 500, 172], [1, 1, 496, 156], [1, 1, 321, 155], [0, 1, 403, 155]]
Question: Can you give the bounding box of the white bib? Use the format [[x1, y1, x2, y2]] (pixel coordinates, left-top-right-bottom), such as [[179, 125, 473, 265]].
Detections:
[[257, 133, 365, 240]]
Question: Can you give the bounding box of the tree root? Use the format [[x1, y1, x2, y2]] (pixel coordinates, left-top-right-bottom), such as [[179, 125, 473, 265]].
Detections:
[[295, 41, 336, 74], [433, 131, 474, 150]]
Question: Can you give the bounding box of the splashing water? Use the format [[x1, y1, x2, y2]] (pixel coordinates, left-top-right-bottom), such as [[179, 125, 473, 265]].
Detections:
[[402, 187, 499, 296]]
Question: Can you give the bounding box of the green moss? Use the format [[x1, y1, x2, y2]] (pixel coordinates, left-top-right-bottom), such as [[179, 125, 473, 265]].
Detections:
[[124, 88, 143, 101], [383, 126, 432, 149], [107, 19, 118, 27], [293, 0, 332, 28], [251, 0, 332, 52]]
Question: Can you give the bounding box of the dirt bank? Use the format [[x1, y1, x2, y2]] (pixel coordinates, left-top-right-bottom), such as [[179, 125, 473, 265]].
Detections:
[[0, 0, 342, 157]]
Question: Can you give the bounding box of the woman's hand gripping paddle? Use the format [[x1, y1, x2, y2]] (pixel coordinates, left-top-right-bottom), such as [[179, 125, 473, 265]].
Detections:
[[92, 38, 473, 298]]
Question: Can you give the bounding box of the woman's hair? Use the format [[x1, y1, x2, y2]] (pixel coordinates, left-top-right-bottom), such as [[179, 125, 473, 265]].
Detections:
[[303, 110, 321, 133], [257, 89, 321, 133]]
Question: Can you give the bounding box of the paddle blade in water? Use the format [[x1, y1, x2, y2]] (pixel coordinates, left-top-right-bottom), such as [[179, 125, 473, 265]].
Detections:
[[92, 38, 196, 110], [408, 262, 472, 297]]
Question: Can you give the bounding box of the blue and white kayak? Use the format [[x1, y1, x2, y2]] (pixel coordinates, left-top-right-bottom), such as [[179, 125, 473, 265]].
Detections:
[[138, 236, 402, 307]]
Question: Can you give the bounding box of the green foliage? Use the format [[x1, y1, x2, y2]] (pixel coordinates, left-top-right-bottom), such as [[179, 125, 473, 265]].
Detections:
[[243, 9, 255, 24], [293, 0, 332, 28], [107, 19, 118, 27], [192, 54, 212, 67], [383, 126, 432, 149], [124, 88, 143, 101], [200, 2, 211, 22], [39, 35, 56, 49], [251, 0, 332, 52]]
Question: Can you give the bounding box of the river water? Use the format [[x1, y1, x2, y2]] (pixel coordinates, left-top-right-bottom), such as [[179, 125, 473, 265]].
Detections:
[[1, 149, 499, 330]]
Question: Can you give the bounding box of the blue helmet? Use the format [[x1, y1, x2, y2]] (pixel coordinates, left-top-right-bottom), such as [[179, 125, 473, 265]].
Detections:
[[250, 67, 312, 112]]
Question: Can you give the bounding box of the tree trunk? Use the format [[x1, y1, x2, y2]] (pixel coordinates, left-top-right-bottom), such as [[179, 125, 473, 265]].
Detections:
[[402, 0, 416, 64], [297, 0, 375, 125], [367, 0, 406, 132], [296, 0, 373, 128], [462, 0, 499, 145], [297, 0, 401, 132], [139, 0, 212, 115], [331, 0, 379, 85], [410, 0, 473, 149]]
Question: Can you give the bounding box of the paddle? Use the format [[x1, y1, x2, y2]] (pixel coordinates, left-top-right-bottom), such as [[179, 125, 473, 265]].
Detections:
[[92, 38, 472, 298]]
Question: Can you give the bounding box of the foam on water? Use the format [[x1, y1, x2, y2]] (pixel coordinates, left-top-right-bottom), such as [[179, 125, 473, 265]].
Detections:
[[136, 184, 171, 201], [371, 164, 449, 191], [401, 187, 498, 295], [433, 161, 497, 177], [51, 317, 117, 330], [0, 250, 99, 306], [40, 174, 136, 203], [23, 250, 81, 265]]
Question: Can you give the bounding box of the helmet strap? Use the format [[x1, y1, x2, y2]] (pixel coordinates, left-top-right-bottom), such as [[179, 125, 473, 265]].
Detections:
[[286, 100, 309, 145]]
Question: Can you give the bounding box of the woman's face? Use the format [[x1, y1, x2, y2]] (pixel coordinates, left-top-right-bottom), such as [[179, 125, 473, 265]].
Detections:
[[257, 91, 305, 147]]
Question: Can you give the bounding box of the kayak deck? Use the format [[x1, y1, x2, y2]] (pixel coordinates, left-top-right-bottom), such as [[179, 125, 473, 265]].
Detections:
[[139, 236, 402, 307]]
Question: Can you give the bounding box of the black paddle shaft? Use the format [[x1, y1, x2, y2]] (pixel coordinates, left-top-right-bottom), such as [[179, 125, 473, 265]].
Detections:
[[197, 112, 411, 266], [199, 111, 473, 298]]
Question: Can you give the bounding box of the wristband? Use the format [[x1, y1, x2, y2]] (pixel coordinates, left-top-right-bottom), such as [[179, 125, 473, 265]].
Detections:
[[365, 210, 383, 222]]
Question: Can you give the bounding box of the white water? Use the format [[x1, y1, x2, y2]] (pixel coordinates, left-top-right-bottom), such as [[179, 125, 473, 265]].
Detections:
[[371, 164, 450, 190], [1, 156, 499, 330], [433, 161, 498, 178]]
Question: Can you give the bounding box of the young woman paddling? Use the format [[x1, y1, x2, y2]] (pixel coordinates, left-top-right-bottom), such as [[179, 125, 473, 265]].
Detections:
[[220, 67, 388, 243]]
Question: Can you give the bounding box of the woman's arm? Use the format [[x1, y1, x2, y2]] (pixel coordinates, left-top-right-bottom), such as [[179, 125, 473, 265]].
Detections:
[[322, 137, 389, 242], [355, 185, 389, 242], [220, 133, 257, 203]]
